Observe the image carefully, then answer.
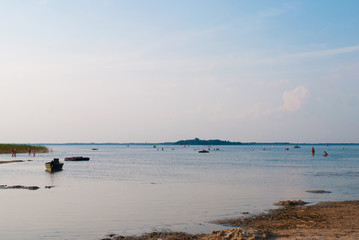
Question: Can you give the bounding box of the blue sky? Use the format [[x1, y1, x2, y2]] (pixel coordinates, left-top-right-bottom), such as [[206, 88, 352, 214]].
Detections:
[[1, 0, 359, 143]]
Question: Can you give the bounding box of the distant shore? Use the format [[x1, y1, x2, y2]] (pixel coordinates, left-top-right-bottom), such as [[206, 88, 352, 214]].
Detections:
[[104, 200, 359, 240]]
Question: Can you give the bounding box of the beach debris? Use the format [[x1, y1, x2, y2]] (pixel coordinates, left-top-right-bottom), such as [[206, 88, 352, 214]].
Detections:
[[274, 200, 307, 207], [104, 233, 117, 239], [104, 228, 269, 240], [208, 228, 268, 240], [0, 185, 40, 190], [104, 228, 270, 240], [104, 232, 205, 240], [306, 190, 331, 194]]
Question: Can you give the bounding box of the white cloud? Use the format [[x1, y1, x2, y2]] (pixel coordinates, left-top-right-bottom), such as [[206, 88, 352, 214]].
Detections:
[[250, 45, 359, 68], [279, 86, 308, 112], [292, 45, 359, 58]]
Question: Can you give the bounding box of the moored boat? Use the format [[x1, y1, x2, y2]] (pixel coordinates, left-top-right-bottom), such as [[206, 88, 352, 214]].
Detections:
[[64, 156, 90, 161], [45, 158, 64, 172], [199, 149, 209, 153]]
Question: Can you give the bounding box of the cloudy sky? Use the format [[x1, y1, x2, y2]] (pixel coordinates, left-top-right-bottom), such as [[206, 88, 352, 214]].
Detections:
[[1, 0, 359, 143]]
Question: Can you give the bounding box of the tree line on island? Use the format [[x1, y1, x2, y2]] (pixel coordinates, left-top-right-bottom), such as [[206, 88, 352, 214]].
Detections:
[[168, 138, 243, 145]]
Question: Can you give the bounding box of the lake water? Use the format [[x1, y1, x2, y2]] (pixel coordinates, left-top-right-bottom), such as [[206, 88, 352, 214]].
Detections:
[[0, 144, 358, 239]]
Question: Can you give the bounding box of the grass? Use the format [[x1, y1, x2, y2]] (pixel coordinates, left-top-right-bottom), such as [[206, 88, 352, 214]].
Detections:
[[0, 144, 49, 154]]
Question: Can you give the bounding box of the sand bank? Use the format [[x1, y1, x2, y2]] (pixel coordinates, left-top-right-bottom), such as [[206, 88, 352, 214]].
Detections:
[[0, 160, 26, 164], [103, 200, 359, 240]]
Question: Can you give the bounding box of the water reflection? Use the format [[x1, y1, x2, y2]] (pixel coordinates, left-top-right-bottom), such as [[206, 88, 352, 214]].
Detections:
[[0, 144, 358, 240], [45, 168, 63, 187]]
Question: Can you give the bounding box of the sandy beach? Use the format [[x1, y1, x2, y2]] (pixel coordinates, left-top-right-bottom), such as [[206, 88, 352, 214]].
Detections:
[[104, 200, 359, 240]]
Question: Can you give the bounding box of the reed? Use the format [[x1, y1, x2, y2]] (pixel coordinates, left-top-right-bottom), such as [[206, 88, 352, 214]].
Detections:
[[0, 144, 49, 154]]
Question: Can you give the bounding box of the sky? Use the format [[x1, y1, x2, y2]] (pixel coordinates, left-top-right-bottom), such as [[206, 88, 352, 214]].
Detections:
[[1, 0, 359, 143]]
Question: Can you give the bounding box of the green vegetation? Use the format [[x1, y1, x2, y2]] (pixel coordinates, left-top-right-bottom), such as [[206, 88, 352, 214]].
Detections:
[[0, 144, 49, 154], [173, 138, 242, 145]]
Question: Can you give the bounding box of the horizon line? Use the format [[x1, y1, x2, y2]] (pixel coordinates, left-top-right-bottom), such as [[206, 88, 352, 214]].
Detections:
[[4, 142, 359, 145]]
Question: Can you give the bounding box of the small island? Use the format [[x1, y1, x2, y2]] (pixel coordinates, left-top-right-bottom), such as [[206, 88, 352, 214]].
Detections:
[[170, 138, 242, 145]]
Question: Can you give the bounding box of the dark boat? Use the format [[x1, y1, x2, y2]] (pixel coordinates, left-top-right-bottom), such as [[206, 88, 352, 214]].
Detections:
[[199, 149, 209, 153], [45, 158, 64, 172], [64, 156, 90, 161]]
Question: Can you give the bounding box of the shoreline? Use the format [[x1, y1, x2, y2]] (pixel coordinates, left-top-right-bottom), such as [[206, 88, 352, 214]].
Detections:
[[103, 200, 359, 240]]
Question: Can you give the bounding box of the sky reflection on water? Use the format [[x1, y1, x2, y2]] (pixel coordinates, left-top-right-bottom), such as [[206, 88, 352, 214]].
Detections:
[[0, 144, 358, 239]]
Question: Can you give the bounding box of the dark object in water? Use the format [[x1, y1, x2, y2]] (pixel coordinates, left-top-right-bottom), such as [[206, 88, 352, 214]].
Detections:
[[1, 185, 40, 190], [199, 149, 209, 153], [306, 190, 332, 194], [64, 156, 90, 161], [45, 158, 64, 172], [91, 148, 98, 150], [274, 200, 307, 206]]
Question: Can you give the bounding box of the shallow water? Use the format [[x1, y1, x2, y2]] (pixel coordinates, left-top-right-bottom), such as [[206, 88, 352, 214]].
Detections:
[[0, 144, 358, 239]]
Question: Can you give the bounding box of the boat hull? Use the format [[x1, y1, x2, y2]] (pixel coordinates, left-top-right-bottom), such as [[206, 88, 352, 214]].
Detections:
[[45, 162, 64, 172], [199, 150, 209, 153]]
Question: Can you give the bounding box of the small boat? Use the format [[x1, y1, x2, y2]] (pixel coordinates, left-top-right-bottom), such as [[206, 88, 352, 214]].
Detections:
[[64, 156, 90, 161], [199, 149, 209, 153], [294, 145, 301, 148], [45, 158, 64, 172]]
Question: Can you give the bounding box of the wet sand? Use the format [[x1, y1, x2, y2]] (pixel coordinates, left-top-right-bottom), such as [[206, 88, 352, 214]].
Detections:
[[103, 200, 359, 240], [0, 160, 25, 164]]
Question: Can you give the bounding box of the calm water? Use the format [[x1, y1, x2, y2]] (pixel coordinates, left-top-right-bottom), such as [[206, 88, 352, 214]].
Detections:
[[0, 144, 358, 239]]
